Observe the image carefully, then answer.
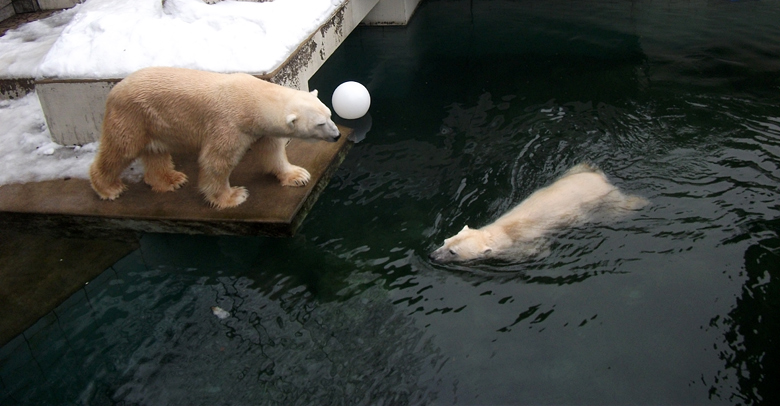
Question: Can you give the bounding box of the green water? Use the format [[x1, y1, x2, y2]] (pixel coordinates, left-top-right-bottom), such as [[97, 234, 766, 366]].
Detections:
[[3, 0, 780, 404]]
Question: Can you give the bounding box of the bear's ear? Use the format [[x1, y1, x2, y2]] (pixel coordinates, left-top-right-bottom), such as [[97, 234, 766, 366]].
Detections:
[[286, 114, 297, 128], [482, 247, 493, 256], [310, 89, 318, 97], [462, 225, 470, 231]]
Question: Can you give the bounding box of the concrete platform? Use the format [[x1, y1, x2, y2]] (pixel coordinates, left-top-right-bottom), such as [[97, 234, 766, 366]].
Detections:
[[0, 127, 352, 239]]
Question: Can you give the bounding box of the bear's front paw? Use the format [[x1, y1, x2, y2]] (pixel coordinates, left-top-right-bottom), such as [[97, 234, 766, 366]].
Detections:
[[278, 166, 311, 187], [209, 186, 249, 210], [145, 170, 188, 193], [93, 181, 127, 201]]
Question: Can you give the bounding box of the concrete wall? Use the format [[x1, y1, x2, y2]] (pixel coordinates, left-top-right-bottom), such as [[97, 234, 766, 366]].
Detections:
[[1, 0, 15, 22], [269, 0, 380, 90], [36, 0, 79, 10], [363, 0, 420, 25], [36, 79, 117, 145], [11, 0, 38, 13], [1, 0, 79, 23]]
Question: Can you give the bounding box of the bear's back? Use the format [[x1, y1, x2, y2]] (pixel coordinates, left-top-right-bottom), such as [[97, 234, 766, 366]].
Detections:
[[497, 170, 616, 230]]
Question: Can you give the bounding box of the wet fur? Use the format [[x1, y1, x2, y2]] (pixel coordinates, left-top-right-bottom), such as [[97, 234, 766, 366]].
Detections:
[[430, 163, 648, 263]]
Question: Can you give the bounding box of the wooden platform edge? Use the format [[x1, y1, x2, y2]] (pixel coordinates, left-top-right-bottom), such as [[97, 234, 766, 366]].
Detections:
[[0, 133, 353, 240], [285, 137, 353, 236]]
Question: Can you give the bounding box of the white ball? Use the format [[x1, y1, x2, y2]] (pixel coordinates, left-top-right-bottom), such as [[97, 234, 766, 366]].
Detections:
[[332, 81, 371, 120]]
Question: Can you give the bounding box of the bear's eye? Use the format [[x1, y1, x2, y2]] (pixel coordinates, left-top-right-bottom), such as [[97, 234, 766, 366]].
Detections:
[[449, 249, 456, 256]]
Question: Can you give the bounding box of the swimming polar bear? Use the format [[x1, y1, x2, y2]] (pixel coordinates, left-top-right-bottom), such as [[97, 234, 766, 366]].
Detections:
[[89, 66, 341, 209], [429, 163, 648, 263]]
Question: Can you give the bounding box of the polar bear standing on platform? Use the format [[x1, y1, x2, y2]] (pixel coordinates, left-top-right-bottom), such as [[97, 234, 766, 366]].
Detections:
[[89, 67, 341, 209], [429, 163, 649, 263]]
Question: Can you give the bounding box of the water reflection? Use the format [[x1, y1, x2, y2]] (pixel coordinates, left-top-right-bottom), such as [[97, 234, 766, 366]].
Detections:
[[113, 280, 442, 405], [1, 234, 444, 405], [710, 219, 780, 404]]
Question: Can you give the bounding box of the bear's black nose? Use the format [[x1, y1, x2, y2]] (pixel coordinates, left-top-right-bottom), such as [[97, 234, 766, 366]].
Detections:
[[331, 133, 341, 142]]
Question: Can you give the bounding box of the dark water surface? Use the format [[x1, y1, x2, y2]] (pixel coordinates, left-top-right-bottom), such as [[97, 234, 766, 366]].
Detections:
[[3, 0, 780, 404]]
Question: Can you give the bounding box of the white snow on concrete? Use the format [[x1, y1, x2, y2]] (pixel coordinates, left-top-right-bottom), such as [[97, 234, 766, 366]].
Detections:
[[1, 0, 342, 79], [0, 8, 76, 79], [0, 93, 97, 185], [0, 91, 145, 186]]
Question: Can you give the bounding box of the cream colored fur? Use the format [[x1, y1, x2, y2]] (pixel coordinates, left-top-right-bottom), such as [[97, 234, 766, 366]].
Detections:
[[89, 66, 341, 209], [430, 163, 649, 263]]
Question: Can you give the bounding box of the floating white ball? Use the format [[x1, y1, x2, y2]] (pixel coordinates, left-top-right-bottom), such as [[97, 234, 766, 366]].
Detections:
[[332, 81, 371, 120]]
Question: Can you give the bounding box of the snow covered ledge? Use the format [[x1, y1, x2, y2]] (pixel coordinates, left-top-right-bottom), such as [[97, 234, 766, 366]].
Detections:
[[35, 0, 381, 146]]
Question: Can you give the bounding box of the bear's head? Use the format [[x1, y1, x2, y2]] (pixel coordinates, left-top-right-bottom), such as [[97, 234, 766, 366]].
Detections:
[[429, 226, 494, 263], [286, 90, 341, 142]]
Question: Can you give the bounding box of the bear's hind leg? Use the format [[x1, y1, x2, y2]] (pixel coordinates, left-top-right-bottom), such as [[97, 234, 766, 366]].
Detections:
[[89, 110, 147, 200], [142, 151, 188, 192], [89, 147, 134, 200], [197, 152, 248, 209]]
